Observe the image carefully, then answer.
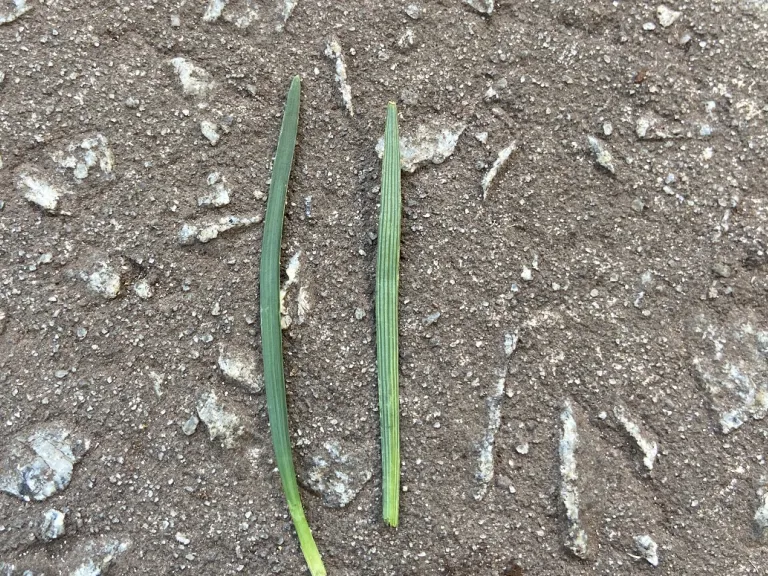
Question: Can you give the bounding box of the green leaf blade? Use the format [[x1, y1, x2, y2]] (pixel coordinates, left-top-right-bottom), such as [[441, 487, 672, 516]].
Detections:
[[376, 101, 402, 527], [260, 75, 326, 576]]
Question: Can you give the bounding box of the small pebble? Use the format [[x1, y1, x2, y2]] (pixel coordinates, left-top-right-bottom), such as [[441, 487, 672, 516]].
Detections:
[[404, 3, 422, 19], [201, 120, 220, 146], [643, 22, 656, 31], [218, 346, 262, 393], [175, 532, 191, 546], [39, 509, 66, 541], [587, 135, 615, 174], [712, 263, 731, 278], [496, 474, 513, 490], [17, 174, 60, 212], [521, 267, 533, 281], [422, 311, 441, 326], [515, 443, 530, 455], [590, 289, 599, 298], [170, 14, 181, 27], [354, 307, 366, 320], [134, 279, 152, 299], [631, 198, 645, 213], [55, 370, 69, 379], [634, 534, 659, 566], [88, 265, 121, 299], [181, 415, 199, 436], [602, 122, 613, 136], [657, 5, 681, 28]]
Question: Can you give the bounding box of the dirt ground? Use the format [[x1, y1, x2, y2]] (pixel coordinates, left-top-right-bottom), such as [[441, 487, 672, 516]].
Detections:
[[1, 0, 767, 574]]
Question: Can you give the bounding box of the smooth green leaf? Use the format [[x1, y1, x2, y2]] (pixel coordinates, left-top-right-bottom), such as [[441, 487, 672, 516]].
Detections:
[[260, 75, 326, 576]]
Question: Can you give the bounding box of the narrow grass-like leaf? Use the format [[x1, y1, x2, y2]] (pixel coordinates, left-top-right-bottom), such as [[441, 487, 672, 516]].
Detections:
[[376, 101, 401, 527], [260, 76, 326, 576]]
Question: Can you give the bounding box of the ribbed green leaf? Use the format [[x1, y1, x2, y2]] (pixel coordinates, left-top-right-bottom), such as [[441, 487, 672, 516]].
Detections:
[[376, 101, 401, 527], [260, 75, 326, 576]]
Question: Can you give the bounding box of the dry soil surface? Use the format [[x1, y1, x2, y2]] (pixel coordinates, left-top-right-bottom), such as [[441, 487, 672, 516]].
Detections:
[[1, 0, 768, 575]]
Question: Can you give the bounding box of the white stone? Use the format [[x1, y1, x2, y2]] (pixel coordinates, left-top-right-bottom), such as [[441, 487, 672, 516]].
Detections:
[[218, 346, 262, 393], [17, 173, 60, 212], [202, 0, 228, 21], [398, 28, 415, 49], [636, 113, 672, 139], [614, 405, 658, 471], [198, 173, 231, 207], [657, 5, 681, 27], [133, 279, 152, 300], [196, 391, 242, 448], [405, 3, 421, 19], [755, 492, 768, 539], [88, 264, 121, 299], [693, 318, 768, 434], [169, 57, 216, 99], [634, 534, 659, 566], [325, 37, 354, 116], [297, 286, 310, 324], [560, 399, 589, 559], [39, 509, 66, 541], [280, 250, 302, 329], [175, 532, 191, 545], [177, 214, 263, 245], [303, 440, 372, 507], [474, 365, 506, 500], [504, 331, 518, 357], [181, 414, 199, 436], [481, 140, 516, 198], [521, 267, 533, 281], [52, 134, 114, 180], [201, 120, 220, 145], [377, 122, 465, 173], [278, 0, 298, 29], [587, 135, 615, 174], [0, 0, 32, 25], [0, 427, 90, 501], [69, 539, 129, 576], [464, 0, 493, 14]]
